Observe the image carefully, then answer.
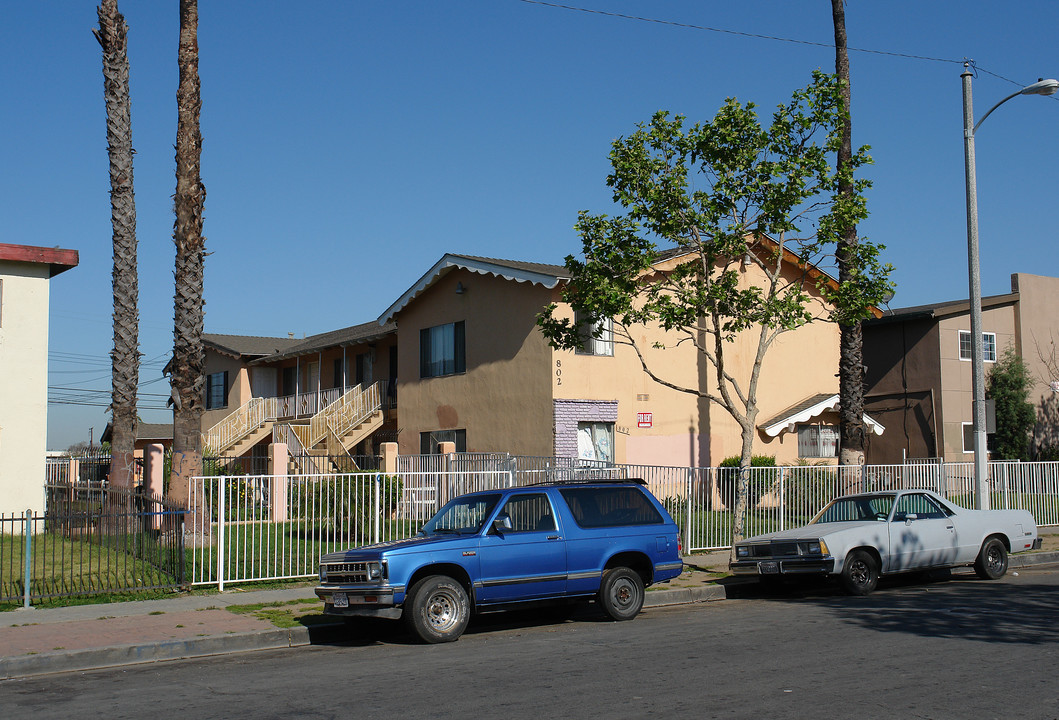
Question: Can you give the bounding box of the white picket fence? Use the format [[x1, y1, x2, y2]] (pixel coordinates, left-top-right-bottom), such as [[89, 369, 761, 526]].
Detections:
[[185, 459, 1059, 588]]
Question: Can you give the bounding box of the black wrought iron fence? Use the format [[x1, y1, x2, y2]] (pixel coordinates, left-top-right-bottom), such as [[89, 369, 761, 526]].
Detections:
[[0, 483, 186, 607]]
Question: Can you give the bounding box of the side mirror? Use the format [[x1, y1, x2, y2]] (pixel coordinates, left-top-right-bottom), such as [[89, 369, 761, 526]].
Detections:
[[493, 515, 513, 534], [904, 513, 918, 524]]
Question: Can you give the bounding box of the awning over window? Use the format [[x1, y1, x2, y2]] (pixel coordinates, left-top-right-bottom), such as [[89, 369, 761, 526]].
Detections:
[[758, 393, 885, 438]]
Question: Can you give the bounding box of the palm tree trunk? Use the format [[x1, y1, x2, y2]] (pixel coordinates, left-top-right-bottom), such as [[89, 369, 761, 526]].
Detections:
[[96, 0, 139, 491], [832, 0, 867, 466], [169, 0, 207, 525]]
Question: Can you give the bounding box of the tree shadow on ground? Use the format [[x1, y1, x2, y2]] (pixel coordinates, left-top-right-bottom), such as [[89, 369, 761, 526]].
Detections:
[[727, 570, 1059, 645]]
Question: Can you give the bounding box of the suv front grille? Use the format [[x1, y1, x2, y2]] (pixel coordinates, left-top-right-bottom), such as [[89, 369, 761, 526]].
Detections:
[[324, 562, 371, 584]]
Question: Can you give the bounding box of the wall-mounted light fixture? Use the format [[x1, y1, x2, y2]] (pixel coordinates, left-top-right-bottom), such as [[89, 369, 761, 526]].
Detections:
[[455, 281, 466, 294]]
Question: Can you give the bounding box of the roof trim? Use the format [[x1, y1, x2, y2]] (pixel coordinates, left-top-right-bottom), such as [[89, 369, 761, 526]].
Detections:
[[379, 254, 567, 323], [759, 393, 885, 437], [0, 243, 79, 277]]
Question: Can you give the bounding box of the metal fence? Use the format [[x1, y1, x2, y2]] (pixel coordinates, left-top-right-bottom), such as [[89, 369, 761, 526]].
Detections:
[[185, 458, 1059, 589], [0, 483, 186, 607]]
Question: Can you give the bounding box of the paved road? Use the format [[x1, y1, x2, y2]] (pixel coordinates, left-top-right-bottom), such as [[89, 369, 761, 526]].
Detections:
[[3, 568, 1058, 720]]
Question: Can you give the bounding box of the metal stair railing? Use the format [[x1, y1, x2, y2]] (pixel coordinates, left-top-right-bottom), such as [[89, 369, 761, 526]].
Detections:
[[273, 423, 325, 475], [308, 382, 382, 447], [202, 397, 269, 454]]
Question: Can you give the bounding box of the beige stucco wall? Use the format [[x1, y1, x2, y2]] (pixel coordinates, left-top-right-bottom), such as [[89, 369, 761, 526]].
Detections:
[[544, 254, 842, 466], [0, 261, 50, 513], [395, 270, 555, 456], [201, 353, 249, 431], [1011, 273, 1059, 454], [937, 304, 1017, 461]]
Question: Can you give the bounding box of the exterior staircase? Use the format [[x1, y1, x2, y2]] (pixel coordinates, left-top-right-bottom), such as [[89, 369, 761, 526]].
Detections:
[[204, 383, 386, 471]]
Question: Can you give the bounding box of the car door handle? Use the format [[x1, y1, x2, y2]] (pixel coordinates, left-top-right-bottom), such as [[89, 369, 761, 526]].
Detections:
[[547, 536, 562, 541]]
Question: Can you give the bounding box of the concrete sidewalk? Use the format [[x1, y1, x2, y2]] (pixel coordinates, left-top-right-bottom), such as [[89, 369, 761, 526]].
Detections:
[[1, 549, 1054, 680]]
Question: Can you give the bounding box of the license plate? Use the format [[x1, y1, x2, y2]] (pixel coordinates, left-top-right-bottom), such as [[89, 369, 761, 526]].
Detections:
[[332, 592, 348, 608], [757, 561, 779, 575]]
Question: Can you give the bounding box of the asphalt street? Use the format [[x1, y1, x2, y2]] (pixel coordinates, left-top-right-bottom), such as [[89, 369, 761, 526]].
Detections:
[[3, 566, 1057, 720]]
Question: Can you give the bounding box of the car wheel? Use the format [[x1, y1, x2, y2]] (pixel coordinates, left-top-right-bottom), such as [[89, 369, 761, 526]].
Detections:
[[403, 575, 470, 643], [598, 567, 645, 621], [840, 550, 879, 595], [974, 537, 1009, 580]]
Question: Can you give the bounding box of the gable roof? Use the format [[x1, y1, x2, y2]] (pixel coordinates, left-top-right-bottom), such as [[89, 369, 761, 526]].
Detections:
[[379, 254, 570, 323], [758, 393, 885, 437], [203, 334, 304, 360], [254, 321, 397, 363]]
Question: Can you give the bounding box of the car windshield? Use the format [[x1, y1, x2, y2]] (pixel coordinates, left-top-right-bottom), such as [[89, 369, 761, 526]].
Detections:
[[811, 494, 895, 524], [420, 494, 501, 535]]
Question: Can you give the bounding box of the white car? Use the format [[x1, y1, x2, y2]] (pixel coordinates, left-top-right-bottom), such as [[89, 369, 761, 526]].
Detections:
[[730, 489, 1041, 594]]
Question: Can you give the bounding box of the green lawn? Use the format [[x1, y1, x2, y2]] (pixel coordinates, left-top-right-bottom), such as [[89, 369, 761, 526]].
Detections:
[[0, 529, 183, 606]]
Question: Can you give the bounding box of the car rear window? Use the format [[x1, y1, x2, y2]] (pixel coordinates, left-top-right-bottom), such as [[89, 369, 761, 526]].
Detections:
[[558, 486, 664, 528]]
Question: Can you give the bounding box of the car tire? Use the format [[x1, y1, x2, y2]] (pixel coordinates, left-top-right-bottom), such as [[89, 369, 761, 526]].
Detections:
[[598, 567, 645, 621], [403, 575, 470, 643], [974, 537, 1009, 580], [840, 550, 879, 596]]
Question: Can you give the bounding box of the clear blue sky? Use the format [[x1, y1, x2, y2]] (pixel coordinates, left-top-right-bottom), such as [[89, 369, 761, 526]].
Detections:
[[8, 1, 1056, 450]]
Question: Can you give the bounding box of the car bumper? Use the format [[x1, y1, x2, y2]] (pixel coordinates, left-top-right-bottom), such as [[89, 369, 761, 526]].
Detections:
[[315, 584, 405, 617], [729, 557, 836, 576]]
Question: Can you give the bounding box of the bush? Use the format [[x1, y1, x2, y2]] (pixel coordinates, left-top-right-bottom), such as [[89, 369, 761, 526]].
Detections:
[[716, 456, 775, 510]]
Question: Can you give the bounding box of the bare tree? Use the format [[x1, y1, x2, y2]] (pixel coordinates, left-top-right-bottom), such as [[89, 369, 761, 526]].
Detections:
[[168, 0, 207, 514], [95, 0, 139, 490]]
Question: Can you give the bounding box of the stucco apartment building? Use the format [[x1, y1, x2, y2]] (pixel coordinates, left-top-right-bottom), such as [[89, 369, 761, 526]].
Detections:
[[863, 273, 1059, 464], [0, 243, 78, 512], [197, 250, 874, 469]]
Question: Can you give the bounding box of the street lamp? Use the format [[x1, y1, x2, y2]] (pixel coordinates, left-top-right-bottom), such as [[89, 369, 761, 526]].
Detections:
[[961, 63, 1058, 510]]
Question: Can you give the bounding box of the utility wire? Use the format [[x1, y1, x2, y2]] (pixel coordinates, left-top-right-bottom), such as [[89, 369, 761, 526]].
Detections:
[[516, 0, 1041, 92]]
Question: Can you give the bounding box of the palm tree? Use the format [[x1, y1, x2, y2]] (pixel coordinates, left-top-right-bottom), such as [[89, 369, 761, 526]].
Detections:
[[95, 0, 139, 490], [169, 0, 207, 515], [831, 0, 867, 466]]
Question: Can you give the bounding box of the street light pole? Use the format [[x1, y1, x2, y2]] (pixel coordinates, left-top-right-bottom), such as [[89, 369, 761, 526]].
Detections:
[[960, 63, 1058, 510]]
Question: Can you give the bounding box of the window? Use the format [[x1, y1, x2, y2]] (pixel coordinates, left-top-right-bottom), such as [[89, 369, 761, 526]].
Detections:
[[575, 311, 613, 356], [205, 371, 228, 410], [495, 493, 556, 533], [332, 358, 346, 389], [421, 429, 467, 454], [281, 366, 296, 395], [958, 330, 997, 362], [797, 424, 838, 458], [577, 422, 614, 462], [892, 493, 950, 521], [420, 321, 465, 377], [962, 422, 974, 453], [559, 487, 664, 528]]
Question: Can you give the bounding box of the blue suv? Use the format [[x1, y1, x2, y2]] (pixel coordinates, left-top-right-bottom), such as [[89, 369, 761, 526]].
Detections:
[[315, 479, 683, 642]]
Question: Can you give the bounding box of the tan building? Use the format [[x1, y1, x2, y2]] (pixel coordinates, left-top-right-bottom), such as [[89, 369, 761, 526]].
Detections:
[[0, 243, 78, 512], [863, 272, 1059, 463], [197, 322, 398, 467], [381, 253, 874, 466]]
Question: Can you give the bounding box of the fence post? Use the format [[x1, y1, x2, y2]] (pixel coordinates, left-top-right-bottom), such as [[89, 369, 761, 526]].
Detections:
[[778, 468, 786, 532], [23, 509, 32, 609], [374, 473, 381, 544], [684, 469, 692, 554], [217, 477, 226, 592]]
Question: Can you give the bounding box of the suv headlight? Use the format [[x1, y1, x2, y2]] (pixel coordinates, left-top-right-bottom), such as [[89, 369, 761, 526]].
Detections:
[[367, 562, 382, 581]]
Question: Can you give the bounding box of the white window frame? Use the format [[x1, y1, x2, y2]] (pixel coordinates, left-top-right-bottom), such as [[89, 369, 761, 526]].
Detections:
[[575, 312, 614, 357], [958, 330, 997, 363], [796, 424, 839, 458]]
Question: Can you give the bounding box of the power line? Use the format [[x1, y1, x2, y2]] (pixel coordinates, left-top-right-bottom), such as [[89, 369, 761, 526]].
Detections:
[[516, 0, 1038, 91]]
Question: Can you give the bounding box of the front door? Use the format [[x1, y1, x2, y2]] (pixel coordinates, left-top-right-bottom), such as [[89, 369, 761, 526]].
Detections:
[[477, 492, 566, 603]]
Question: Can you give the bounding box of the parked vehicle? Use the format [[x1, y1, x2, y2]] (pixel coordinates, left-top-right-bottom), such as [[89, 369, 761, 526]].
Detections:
[[730, 489, 1041, 595], [315, 479, 683, 642]]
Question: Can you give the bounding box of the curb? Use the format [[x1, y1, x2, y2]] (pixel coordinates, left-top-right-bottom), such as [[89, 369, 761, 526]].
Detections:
[[3, 552, 1055, 679], [0, 626, 312, 680]]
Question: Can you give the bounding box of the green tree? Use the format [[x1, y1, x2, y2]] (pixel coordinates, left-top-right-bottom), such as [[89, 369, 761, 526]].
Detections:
[[537, 72, 890, 544], [987, 348, 1036, 460], [95, 0, 140, 490], [168, 0, 207, 517]]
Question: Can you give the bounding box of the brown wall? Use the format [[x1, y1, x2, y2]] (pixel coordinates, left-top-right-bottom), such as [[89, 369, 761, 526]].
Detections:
[[394, 269, 555, 456]]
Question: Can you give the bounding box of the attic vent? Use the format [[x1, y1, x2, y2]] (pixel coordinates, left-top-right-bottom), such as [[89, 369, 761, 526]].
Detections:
[[636, 394, 650, 401]]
